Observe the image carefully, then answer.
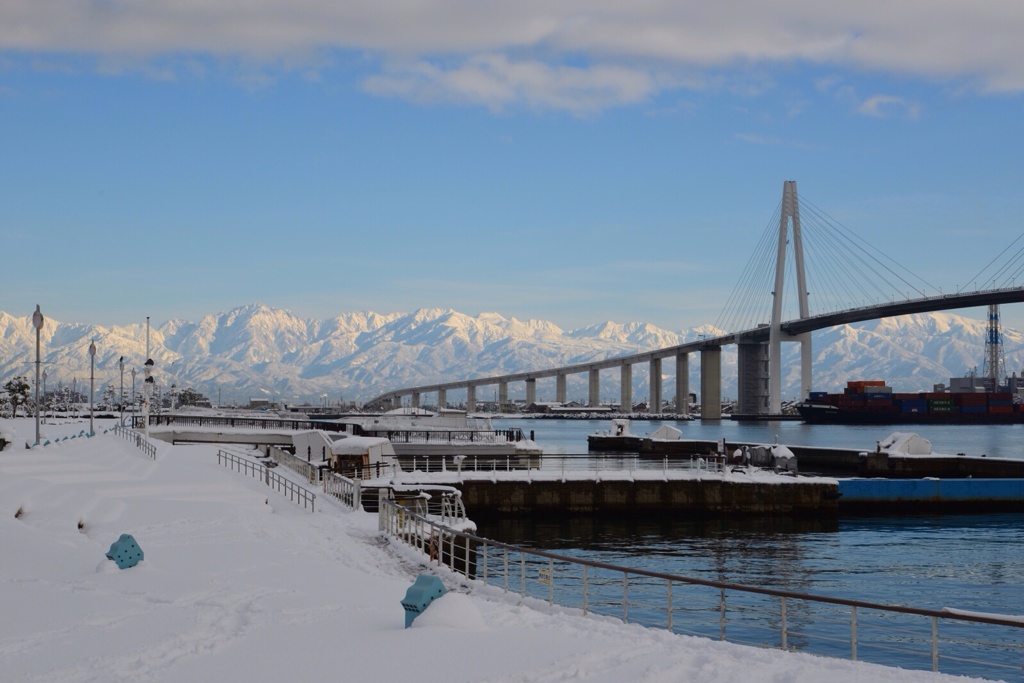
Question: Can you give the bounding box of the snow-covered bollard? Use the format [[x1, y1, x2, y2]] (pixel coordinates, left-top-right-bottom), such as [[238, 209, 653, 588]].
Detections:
[[106, 534, 144, 569], [401, 574, 446, 628]]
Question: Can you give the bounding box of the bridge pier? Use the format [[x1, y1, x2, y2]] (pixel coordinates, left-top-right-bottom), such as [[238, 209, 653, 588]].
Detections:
[[411, 392, 420, 409], [620, 365, 632, 413], [676, 352, 689, 415], [466, 385, 476, 412], [525, 378, 536, 406], [799, 332, 812, 401], [737, 341, 769, 415], [649, 358, 662, 414], [588, 369, 600, 407], [499, 381, 509, 411], [556, 373, 567, 403], [700, 347, 722, 420], [438, 389, 447, 410]]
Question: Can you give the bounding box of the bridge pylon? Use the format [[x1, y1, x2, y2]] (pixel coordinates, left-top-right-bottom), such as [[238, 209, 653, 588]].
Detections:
[[768, 180, 812, 414]]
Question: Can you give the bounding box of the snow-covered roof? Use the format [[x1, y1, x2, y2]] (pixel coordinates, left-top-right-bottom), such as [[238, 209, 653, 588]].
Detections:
[[879, 432, 932, 456], [329, 435, 394, 455]]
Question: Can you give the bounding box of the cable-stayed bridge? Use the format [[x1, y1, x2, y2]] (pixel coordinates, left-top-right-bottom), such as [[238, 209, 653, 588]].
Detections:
[[366, 181, 1024, 418]]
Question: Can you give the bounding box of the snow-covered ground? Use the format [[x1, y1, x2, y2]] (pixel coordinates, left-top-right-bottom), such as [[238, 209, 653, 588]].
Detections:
[[0, 418, 990, 682]]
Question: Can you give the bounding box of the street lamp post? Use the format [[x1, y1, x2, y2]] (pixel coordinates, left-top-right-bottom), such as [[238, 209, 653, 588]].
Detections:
[[170, 384, 176, 414], [88, 340, 96, 436], [119, 356, 125, 426], [143, 358, 154, 439], [41, 370, 47, 423], [32, 305, 43, 445], [131, 368, 136, 420]]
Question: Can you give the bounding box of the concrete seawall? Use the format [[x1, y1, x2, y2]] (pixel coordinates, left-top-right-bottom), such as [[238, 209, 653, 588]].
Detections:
[[456, 479, 839, 518]]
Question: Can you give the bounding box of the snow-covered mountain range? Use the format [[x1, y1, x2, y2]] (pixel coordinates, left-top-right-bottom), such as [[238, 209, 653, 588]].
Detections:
[[1, 303, 1020, 405]]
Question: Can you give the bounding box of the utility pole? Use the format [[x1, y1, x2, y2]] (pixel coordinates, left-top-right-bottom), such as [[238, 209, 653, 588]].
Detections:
[[88, 341, 96, 436], [119, 356, 125, 426], [32, 305, 44, 445]]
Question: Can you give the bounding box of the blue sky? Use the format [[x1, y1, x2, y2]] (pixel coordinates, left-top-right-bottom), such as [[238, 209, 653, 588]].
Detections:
[[2, 2, 1023, 332]]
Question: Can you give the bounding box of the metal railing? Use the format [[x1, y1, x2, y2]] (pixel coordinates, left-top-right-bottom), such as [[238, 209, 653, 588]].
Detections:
[[132, 415, 525, 445], [270, 445, 322, 484], [359, 428, 524, 444], [402, 453, 730, 476], [322, 470, 362, 510], [382, 487, 470, 527], [136, 414, 347, 433], [216, 449, 317, 512], [111, 424, 158, 459], [380, 498, 1024, 680], [334, 461, 402, 481]]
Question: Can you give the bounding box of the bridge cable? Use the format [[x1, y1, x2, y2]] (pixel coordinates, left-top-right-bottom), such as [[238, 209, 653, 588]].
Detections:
[[715, 192, 940, 337], [965, 231, 1024, 290], [800, 208, 903, 307], [799, 198, 937, 298], [714, 202, 782, 333]]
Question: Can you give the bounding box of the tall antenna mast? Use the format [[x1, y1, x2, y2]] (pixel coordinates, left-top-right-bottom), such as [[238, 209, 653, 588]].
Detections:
[[983, 304, 1005, 387]]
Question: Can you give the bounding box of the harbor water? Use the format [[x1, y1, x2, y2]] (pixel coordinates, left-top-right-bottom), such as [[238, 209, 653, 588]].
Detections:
[[481, 418, 1024, 679]]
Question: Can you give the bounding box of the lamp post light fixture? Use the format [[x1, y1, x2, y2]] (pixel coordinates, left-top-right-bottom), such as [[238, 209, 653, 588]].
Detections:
[[32, 305, 44, 445], [88, 340, 96, 436]]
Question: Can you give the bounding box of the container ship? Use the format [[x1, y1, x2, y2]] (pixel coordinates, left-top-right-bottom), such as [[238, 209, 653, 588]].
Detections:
[[796, 380, 1023, 424]]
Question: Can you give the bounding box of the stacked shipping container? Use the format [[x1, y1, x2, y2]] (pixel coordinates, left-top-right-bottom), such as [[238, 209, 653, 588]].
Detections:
[[800, 381, 1023, 422]]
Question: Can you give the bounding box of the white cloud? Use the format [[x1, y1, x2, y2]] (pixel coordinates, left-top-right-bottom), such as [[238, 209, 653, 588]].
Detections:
[[857, 94, 921, 119], [3, 1, 1024, 106], [363, 55, 665, 113]]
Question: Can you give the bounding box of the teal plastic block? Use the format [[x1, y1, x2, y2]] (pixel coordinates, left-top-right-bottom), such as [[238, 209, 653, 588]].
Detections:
[[106, 534, 144, 569], [401, 574, 446, 628]]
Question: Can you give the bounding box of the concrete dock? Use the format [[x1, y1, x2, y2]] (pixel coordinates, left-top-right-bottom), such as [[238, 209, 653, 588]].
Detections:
[[456, 477, 838, 518], [365, 469, 840, 519]]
